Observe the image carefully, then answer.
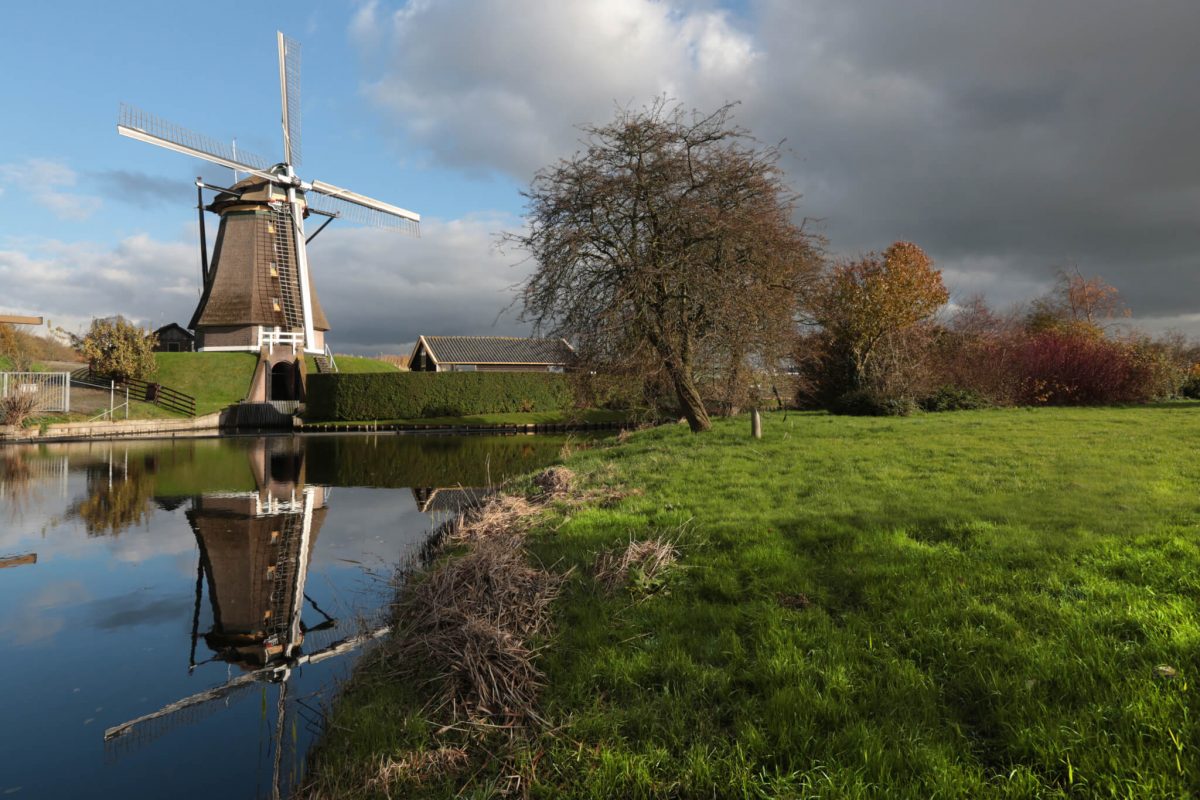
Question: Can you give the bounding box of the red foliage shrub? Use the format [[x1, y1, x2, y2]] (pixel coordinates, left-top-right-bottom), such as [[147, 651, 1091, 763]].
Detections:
[[1011, 332, 1163, 406]]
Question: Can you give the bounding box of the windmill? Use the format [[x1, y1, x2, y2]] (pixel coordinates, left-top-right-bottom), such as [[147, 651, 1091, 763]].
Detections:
[[117, 32, 419, 399]]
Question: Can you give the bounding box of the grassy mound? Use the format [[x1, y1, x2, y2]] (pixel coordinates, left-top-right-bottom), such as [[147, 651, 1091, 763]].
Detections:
[[308, 404, 1200, 798], [152, 352, 258, 415], [304, 354, 401, 374]]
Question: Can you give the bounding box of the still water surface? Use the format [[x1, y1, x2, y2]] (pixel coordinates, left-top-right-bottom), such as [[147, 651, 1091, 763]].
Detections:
[[0, 433, 572, 798]]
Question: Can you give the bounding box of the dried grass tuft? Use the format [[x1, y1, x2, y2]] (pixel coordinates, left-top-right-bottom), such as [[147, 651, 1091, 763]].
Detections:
[[1, 393, 38, 427], [594, 537, 679, 593], [532, 466, 575, 499], [388, 534, 569, 727], [365, 746, 469, 793], [444, 494, 540, 545]]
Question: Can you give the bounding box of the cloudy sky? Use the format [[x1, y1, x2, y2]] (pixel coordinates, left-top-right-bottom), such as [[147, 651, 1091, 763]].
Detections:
[[1, 0, 1197, 352]]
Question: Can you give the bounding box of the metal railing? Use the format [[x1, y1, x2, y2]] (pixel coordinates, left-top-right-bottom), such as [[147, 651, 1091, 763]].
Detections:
[[1, 372, 70, 414], [71, 368, 197, 417], [323, 343, 338, 372]]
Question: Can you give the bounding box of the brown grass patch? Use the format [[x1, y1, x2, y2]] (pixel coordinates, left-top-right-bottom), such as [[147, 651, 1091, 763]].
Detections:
[[594, 537, 679, 593], [444, 494, 540, 545], [364, 746, 469, 795], [532, 466, 575, 499], [386, 533, 568, 728]]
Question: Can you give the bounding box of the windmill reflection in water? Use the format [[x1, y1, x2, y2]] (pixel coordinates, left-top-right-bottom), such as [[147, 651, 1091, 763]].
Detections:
[[104, 439, 390, 796]]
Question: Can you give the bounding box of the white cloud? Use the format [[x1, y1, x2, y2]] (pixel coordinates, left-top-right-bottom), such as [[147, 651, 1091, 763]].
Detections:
[[0, 213, 532, 353], [308, 212, 533, 352], [356, 0, 759, 179], [0, 158, 103, 221], [0, 233, 197, 334], [349, 0, 1200, 331]]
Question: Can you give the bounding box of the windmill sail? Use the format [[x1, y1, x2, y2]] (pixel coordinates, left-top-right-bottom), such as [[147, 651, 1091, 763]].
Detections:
[[277, 33, 302, 167], [117, 105, 275, 181], [308, 180, 421, 235]]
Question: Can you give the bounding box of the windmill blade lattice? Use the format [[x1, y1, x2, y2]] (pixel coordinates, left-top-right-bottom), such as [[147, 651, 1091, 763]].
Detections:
[[278, 33, 302, 167], [118, 104, 273, 177], [307, 184, 421, 236]]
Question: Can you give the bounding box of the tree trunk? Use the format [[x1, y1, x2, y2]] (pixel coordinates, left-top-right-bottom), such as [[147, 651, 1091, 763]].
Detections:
[[665, 361, 711, 432]]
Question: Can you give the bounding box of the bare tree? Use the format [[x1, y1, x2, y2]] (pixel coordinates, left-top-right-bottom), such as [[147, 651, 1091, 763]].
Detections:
[[510, 100, 820, 432]]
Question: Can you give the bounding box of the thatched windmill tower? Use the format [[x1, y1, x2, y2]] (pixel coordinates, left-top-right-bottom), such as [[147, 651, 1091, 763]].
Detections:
[[117, 33, 420, 401]]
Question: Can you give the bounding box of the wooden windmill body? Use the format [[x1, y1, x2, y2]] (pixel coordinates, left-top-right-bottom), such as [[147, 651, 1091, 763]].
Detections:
[[117, 33, 419, 400], [189, 174, 331, 354]]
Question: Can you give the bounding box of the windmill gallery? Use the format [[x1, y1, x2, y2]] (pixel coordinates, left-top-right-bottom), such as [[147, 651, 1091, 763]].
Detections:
[[116, 32, 420, 403]]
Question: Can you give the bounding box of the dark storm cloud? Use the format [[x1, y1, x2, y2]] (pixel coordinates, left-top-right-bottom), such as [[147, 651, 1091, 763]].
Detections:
[[359, 0, 1200, 330], [747, 0, 1200, 317], [90, 169, 184, 208]]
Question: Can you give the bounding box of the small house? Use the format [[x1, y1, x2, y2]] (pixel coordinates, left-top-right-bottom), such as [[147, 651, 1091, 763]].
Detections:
[[408, 336, 575, 373], [154, 323, 195, 353]]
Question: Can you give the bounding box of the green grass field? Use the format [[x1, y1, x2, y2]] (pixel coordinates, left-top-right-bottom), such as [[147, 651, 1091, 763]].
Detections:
[[304, 354, 401, 374], [152, 352, 258, 415], [308, 405, 1200, 798]]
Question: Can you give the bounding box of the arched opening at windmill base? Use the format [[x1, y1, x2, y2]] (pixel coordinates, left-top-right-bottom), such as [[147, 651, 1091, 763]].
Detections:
[[270, 361, 298, 402]]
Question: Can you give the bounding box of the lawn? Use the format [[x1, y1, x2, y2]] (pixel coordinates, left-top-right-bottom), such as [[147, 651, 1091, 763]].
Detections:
[[152, 352, 258, 415], [308, 405, 1200, 798], [304, 354, 401, 374]]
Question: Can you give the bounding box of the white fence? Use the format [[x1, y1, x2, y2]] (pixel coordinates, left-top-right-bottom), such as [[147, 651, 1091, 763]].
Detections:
[[0, 372, 70, 413]]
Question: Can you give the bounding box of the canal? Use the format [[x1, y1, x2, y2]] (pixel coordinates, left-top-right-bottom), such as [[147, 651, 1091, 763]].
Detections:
[[0, 433, 576, 798]]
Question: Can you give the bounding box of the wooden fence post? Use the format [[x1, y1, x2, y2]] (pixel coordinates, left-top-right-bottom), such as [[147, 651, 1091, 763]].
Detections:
[[751, 408, 762, 439]]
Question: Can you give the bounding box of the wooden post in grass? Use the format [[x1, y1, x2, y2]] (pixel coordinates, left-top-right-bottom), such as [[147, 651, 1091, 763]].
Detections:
[[751, 408, 762, 439]]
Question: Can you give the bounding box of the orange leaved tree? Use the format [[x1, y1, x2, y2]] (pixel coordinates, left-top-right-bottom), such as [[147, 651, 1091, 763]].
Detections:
[[813, 241, 948, 391]]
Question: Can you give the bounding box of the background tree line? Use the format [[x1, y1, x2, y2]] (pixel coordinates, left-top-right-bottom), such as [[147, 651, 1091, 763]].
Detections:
[[513, 101, 1200, 429]]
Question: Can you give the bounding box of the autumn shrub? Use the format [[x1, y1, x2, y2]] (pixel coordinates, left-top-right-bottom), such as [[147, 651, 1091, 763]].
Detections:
[[1010, 332, 1146, 405], [72, 317, 157, 381]]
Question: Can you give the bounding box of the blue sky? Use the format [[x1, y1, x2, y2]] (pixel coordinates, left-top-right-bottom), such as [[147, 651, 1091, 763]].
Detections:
[[0, 1, 517, 241], [2, 0, 1197, 352]]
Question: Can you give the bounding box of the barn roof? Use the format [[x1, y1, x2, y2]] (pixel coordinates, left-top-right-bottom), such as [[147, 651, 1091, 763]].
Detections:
[[416, 336, 575, 365], [154, 323, 194, 339]]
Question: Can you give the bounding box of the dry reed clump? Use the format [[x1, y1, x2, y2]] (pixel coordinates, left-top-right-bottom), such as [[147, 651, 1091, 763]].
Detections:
[[364, 746, 469, 795], [444, 494, 540, 545], [594, 536, 679, 593], [532, 466, 575, 499], [387, 534, 569, 728], [1, 393, 38, 427]]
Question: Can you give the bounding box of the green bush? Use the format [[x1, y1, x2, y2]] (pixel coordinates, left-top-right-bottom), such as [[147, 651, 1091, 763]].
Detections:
[[830, 389, 918, 417], [306, 371, 573, 421], [920, 386, 991, 412]]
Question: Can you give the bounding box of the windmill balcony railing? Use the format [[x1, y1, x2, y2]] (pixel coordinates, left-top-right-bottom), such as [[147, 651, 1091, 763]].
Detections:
[[257, 327, 306, 353]]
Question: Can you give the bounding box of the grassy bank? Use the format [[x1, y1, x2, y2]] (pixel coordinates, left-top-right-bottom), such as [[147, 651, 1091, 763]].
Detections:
[[308, 405, 1200, 798], [153, 352, 257, 415], [304, 354, 401, 374]]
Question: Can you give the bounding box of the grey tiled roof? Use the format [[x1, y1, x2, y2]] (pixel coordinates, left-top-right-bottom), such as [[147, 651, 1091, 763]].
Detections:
[[421, 336, 575, 365]]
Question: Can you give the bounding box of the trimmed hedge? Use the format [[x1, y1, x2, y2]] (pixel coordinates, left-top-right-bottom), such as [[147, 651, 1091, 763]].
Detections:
[[306, 371, 573, 421]]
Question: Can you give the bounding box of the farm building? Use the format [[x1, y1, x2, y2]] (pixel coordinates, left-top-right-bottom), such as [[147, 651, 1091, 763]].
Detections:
[[408, 336, 575, 373], [153, 323, 195, 352]]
